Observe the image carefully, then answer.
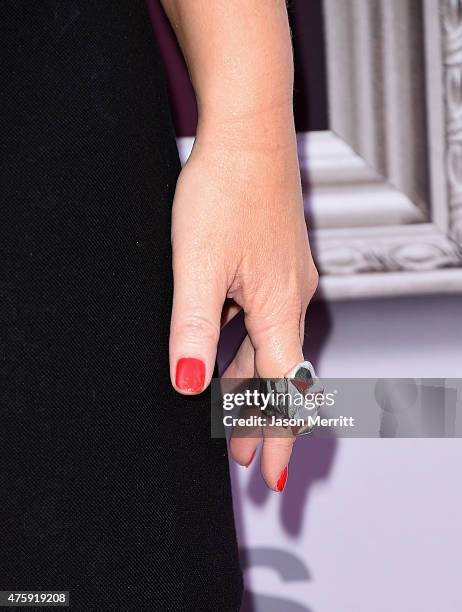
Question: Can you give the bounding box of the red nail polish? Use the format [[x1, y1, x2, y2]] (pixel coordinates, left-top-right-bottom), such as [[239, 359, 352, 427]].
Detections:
[[276, 466, 288, 492], [245, 449, 256, 468], [175, 358, 205, 392]]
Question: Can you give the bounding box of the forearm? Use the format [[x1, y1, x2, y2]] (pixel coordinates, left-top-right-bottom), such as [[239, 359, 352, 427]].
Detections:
[[160, 0, 295, 148]]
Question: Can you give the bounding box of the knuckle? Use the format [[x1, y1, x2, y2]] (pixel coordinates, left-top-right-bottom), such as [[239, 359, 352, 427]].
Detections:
[[265, 437, 296, 451], [248, 303, 301, 336], [174, 312, 220, 344]]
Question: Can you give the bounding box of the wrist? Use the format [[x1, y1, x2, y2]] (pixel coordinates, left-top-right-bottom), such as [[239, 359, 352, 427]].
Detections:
[[195, 98, 297, 154]]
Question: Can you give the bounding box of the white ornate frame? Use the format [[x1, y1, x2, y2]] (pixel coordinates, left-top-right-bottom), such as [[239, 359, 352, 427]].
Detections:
[[177, 0, 462, 300]]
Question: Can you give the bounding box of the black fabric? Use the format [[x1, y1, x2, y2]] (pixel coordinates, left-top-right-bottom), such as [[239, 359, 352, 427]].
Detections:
[[0, 2, 242, 610]]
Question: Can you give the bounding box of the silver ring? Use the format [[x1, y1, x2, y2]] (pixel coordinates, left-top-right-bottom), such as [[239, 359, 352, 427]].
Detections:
[[261, 360, 324, 436], [284, 360, 317, 380]]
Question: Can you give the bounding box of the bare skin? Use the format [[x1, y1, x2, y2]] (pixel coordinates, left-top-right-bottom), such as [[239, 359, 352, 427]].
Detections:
[[161, 0, 318, 491]]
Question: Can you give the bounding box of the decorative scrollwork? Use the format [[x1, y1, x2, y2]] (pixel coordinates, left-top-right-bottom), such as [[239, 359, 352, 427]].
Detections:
[[442, 0, 462, 33], [317, 235, 462, 276], [443, 0, 462, 244]]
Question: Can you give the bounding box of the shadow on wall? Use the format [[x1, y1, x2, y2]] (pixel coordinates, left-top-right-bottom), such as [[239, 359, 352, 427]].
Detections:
[[240, 548, 313, 612]]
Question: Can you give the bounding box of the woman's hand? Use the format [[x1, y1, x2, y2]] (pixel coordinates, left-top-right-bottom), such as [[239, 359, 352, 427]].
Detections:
[[169, 129, 318, 491], [160, 0, 318, 490]]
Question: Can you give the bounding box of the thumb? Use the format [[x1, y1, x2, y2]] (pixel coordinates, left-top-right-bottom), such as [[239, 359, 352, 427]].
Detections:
[[170, 262, 225, 394]]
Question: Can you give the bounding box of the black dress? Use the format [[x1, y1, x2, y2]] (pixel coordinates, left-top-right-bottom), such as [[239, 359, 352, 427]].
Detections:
[[0, 2, 242, 610]]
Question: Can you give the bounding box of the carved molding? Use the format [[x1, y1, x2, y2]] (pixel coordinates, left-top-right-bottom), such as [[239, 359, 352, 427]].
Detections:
[[443, 0, 462, 244], [311, 0, 462, 297], [314, 225, 462, 276]]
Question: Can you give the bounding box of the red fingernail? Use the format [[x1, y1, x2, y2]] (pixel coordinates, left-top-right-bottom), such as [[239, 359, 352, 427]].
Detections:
[[245, 449, 256, 468], [175, 358, 206, 392], [276, 466, 288, 492]]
